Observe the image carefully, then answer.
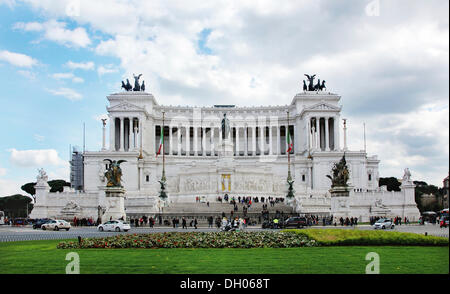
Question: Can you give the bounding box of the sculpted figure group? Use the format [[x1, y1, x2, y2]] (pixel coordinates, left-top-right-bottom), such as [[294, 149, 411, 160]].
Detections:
[[121, 74, 146, 92], [303, 74, 326, 91]]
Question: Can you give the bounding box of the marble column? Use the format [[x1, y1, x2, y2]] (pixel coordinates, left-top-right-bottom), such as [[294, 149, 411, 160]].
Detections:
[[235, 126, 240, 156], [252, 126, 256, 156], [128, 118, 132, 151], [269, 126, 273, 155], [244, 126, 248, 156], [210, 127, 214, 155], [177, 126, 181, 156], [119, 117, 124, 151], [102, 120, 107, 151], [325, 117, 330, 151], [186, 126, 190, 155], [306, 119, 310, 151], [194, 127, 198, 156], [202, 127, 206, 156], [139, 119, 143, 154], [334, 116, 340, 151], [315, 117, 319, 150], [133, 125, 138, 150], [259, 126, 264, 155], [169, 126, 173, 155], [109, 116, 114, 151], [276, 126, 280, 155]]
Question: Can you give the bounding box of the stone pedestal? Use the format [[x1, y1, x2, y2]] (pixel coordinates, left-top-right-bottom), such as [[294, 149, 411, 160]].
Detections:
[[218, 138, 234, 158], [330, 186, 351, 218], [102, 187, 126, 222]]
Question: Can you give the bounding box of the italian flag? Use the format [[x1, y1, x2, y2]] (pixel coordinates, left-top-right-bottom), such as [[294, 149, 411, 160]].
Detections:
[[156, 127, 164, 157], [286, 129, 293, 153]]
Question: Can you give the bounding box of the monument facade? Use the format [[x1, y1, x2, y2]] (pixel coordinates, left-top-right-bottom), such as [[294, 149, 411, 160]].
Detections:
[[30, 76, 420, 222]]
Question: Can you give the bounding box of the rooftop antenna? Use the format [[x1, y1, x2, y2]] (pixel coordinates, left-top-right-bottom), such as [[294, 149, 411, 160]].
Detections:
[[83, 122, 86, 153], [363, 122, 366, 154]]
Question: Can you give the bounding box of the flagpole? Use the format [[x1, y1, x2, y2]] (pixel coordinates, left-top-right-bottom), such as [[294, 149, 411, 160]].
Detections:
[[287, 111, 292, 182], [161, 111, 166, 182]]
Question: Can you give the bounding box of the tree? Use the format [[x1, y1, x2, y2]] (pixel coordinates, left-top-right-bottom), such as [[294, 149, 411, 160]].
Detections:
[[19, 179, 71, 203], [414, 182, 444, 213], [21, 182, 36, 200], [0, 194, 33, 218], [47, 180, 71, 193], [378, 177, 401, 191]]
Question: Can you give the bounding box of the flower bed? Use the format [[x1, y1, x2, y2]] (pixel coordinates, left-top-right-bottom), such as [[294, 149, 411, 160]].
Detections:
[[282, 229, 449, 246], [57, 231, 316, 249]]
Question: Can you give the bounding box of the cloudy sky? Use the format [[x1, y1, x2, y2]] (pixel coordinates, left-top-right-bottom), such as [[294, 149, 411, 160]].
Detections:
[[0, 0, 448, 196]]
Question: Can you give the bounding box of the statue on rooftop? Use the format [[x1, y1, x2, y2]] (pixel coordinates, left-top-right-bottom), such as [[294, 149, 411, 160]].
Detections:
[[304, 74, 316, 91], [133, 74, 142, 91]]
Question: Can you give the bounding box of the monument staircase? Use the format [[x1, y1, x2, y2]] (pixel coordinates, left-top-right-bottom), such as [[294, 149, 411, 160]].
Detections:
[[153, 201, 296, 225]]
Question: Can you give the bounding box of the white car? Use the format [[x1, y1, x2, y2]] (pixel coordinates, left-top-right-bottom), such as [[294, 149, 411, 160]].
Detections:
[[98, 220, 130, 232], [41, 219, 71, 231], [373, 218, 395, 230]]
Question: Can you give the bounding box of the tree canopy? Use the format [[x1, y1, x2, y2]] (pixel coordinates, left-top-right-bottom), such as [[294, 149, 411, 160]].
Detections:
[[0, 194, 33, 218], [378, 177, 401, 192], [20, 179, 71, 199]]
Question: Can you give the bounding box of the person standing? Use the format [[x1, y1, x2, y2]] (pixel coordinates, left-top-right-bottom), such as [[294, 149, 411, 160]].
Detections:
[[194, 218, 198, 229], [182, 217, 187, 229]]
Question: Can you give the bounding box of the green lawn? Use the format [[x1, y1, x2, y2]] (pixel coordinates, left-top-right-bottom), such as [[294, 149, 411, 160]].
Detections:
[[0, 239, 448, 274]]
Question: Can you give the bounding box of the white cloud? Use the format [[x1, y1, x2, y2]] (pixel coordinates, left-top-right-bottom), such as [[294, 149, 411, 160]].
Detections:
[[47, 87, 82, 100], [6, 0, 450, 186], [93, 113, 109, 122], [51, 72, 84, 83], [17, 70, 36, 79], [0, 178, 24, 197], [97, 64, 118, 76], [33, 134, 45, 142], [0, 50, 37, 67], [8, 148, 68, 167], [14, 19, 91, 48], [65, 60, 94, 70]]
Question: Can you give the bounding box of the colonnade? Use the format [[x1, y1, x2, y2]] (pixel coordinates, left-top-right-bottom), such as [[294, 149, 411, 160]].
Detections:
[[307, 116, 339, 151], [158, 124, 294, 156], [109, 116, 142, 152]]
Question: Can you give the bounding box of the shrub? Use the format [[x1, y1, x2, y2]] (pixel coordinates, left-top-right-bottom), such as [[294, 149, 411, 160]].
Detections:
[[56, 231, 317, 249], [282, 229, 449, 246]]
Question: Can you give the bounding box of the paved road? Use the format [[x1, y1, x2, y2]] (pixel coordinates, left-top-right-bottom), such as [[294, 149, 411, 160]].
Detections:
[[0, 224, 448, 242]]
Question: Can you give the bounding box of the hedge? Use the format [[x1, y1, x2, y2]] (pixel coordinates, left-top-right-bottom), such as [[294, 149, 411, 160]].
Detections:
[[282, 229, 449, 246]]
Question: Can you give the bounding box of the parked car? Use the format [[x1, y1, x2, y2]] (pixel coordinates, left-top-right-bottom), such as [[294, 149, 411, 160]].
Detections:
[[32, 218, 51, 229], [373, 218, 394, 230], [97, 220, 130, 232], [283, 216, 308, 228], [440, 216, 449, 228], [41, 219, 71, 231]]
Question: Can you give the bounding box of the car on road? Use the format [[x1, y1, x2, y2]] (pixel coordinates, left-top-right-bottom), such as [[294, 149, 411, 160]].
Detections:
[[41, 219, 71, 231], [97, 220, 130, 232], [440, 216, 449, 228], [373, 218, 395, 230], [32, 218, 51, 229], [283, 216, 308, 228]]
